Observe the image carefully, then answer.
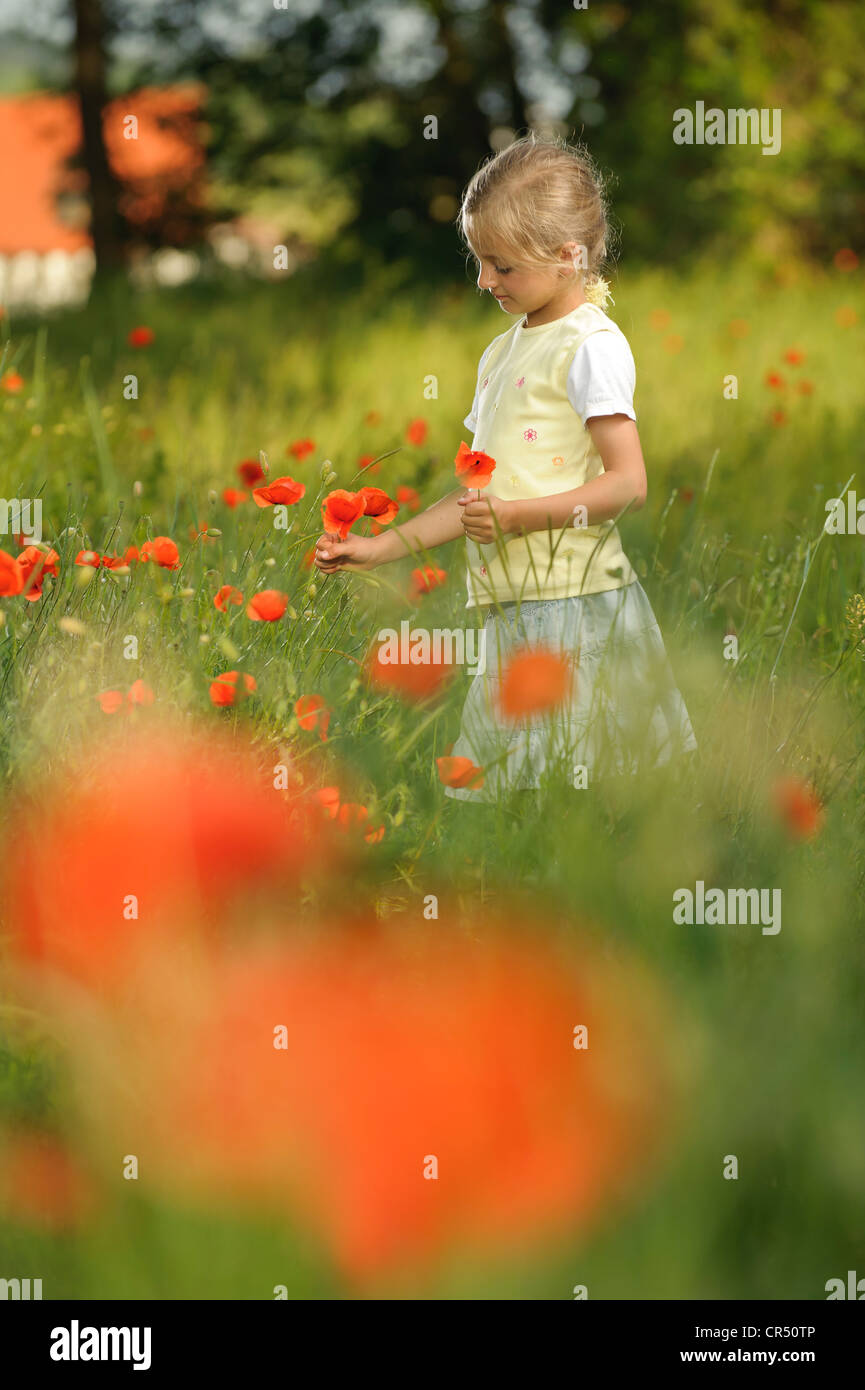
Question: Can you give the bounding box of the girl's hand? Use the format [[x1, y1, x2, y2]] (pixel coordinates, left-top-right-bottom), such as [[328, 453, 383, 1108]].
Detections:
[[457, 492, 515, 544], [313, 531, 379, 573]]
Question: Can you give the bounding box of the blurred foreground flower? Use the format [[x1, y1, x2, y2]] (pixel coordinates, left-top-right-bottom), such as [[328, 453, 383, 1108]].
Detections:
[[0, 1128, 96, 1231], [1, 723, 326, 991], [499, 645, 574, 719], [67, 918, 673, 1286]]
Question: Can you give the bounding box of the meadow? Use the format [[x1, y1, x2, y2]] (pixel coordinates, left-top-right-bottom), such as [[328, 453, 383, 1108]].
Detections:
[[0, 253, 864, 1299]]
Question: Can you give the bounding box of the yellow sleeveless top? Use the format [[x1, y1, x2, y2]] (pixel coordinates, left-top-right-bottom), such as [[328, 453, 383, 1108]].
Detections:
[[463, 301, 637, 609]]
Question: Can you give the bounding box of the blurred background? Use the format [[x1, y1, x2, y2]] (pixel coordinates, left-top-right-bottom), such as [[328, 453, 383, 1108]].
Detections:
[[1, 0, 863, 310]]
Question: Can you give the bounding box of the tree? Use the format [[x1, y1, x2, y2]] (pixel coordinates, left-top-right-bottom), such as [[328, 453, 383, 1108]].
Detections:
[[71, 0, 125, 273]]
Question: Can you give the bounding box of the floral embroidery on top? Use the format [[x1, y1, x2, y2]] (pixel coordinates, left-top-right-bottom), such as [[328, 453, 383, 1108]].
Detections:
[[523, 428, 538, 442], [481, 377, 489, 390], [552, 455, 565, 468], [515, 376, 525, 388]]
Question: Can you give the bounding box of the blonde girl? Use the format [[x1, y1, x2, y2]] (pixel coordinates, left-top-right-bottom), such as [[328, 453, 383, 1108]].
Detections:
[[314, 133, 697, 802]]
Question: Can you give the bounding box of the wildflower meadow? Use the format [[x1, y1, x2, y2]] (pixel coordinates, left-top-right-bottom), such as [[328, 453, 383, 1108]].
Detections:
[[0, 251, 863, 1306]]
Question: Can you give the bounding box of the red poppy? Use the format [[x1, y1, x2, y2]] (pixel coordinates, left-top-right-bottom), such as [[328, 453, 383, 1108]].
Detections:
[[783, 347, 805, 366], [834, 248, 859, 273], [0, 549, 24, 595], [98, 690, 124, 714], [795, 380, 814, 396], [17, 547, 59, 601], [499, 646, 574, 719], [302, 546, 316, 570], [1, 370, 24, 393], [771, 776, 823, 840], [89, 921, 668, 1282], [408, 565, 447, 599], [127, 679, 154, 707], [358, 454, 380, 474], [679, 487, 695, 505], [222, 488, 249, 508], [764, 371, 785, 391], [128, 326, 155, 348], [321, 489, 366, 539], [0, 724, 323, 992], [101, 545, 139, 569], [364, 639, 455, 703], [209, 671, 257, 707], [365, 410, 382, 426], [358, 486, 399, 524], [252, 476, 306, 508], [770, 409, 787, 427], [314, 786, 341, 819], [406, 418, 428, 446], [454, 441, 496, 488], [397, 485, 420, 513], [295, 694, 330, 741], [75, 550, 101, 568], [214, 584, 244, 612], [287, 439, 316, 461], [436, 756, 484, 790], [141, 536, 180, 569], [334, 803, 385, 843], [246, 590, 288, 622], [237, 459, 265, 485]]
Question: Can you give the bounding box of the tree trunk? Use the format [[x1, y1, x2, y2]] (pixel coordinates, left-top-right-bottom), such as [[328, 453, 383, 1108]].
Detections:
[[72, 0, 125, 273]]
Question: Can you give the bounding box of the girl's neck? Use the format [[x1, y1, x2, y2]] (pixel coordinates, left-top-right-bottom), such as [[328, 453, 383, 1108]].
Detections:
[[522, 285, 588, 329]]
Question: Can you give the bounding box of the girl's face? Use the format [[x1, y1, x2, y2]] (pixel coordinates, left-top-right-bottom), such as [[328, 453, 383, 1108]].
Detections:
[[472, 244, 576, 318]]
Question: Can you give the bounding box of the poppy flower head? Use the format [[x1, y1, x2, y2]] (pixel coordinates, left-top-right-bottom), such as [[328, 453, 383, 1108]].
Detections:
[[294, 694, 330, 741], [287, 439, 316, 461], [358, 487, 399, 525], [408, 565, 447, 599], [363, 636, 456, 704], [252, 476, 306, 508], [0, 723, 325, 993], [246, 590, 288, 622], [222, 488, 249, 508], [128, 326, 155, 348], [454, 442, 496, 488], [499, 645, 574, 719], [237, 459, 266, 486], [140, 536, 181, 570], [209, 671, 257, 708], [321, 489, 366, 540], [0, 549, 25, 595], [436, 756, 484, 790], [81, 918, 672, 1285], [771, 775, 823, 840], [214, 584, 244, 613], [406, 418, 428, 446]]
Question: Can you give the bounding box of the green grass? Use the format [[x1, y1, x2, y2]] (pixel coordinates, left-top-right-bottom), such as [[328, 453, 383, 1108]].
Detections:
[[1, 256, 864, 1298]]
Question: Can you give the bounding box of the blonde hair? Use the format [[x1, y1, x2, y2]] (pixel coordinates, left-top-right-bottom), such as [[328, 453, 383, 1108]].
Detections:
[[457, 132, 616, 309]]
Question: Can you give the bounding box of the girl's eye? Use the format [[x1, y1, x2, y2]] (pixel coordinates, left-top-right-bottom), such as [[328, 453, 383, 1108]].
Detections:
[[495, 266, 511, 275]]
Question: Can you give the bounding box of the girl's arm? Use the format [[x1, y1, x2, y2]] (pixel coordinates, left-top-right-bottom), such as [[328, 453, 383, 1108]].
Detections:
[[314, 485, 467, 572], [459, 416, 647, 543]]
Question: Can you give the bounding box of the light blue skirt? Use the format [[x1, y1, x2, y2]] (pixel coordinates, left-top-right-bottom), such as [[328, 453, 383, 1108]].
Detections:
[[443, 580, 698, 802]]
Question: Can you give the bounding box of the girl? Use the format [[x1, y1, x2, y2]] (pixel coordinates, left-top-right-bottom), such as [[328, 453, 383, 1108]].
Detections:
[[314, 133, 697, 803]]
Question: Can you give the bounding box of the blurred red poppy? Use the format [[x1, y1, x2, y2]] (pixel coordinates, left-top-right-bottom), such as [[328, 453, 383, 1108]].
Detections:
[[128, 326, 155, 348], [222, 488, 249, 508], [295, 694, 330, 741], [287, 439, 316, 461], [771, 776, 823, 840], [246, 590, 288, 622], [237, 459, 265, 485], [406, 418, 428, 446], [210, 671, 256, 707], [499, 646, 574, 719], [436, 756, 484, 790], [214, 584, 244, 612]]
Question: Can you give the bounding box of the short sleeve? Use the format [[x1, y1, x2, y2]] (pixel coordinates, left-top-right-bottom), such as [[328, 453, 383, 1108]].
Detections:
[[463, 340, 497, 432], [566, 330, 636, 426]]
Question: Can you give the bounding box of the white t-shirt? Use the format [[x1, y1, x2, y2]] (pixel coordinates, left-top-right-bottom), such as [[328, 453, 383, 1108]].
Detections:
[[464, 329, 637, 432]]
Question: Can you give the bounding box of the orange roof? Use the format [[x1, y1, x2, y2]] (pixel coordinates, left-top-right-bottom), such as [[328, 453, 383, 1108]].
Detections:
[[0, 86, 207, 255]]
